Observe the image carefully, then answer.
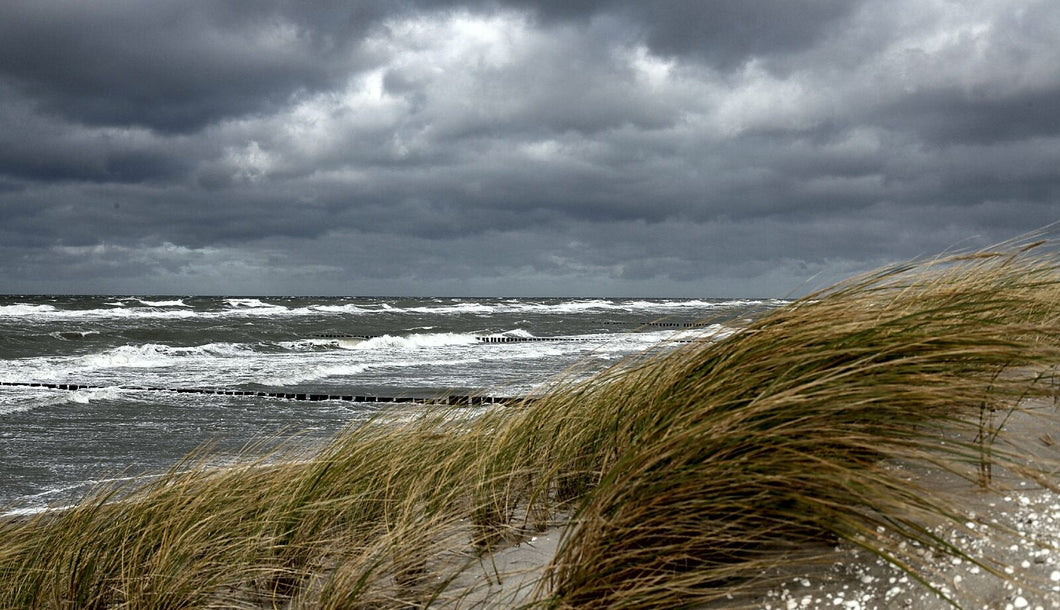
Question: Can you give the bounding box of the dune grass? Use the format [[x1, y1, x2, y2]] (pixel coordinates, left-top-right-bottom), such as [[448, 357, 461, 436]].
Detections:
[[1, 239, 1059, 608]]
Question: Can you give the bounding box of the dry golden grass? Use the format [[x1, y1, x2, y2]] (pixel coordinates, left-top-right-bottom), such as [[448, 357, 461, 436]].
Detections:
[[1, 238, 1059, 608]]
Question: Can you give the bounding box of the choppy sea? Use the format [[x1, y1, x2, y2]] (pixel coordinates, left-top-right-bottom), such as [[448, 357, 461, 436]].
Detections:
[[0, 295, 783, 514]]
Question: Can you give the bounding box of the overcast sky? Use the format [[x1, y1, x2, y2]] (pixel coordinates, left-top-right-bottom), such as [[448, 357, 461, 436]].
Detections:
[[1, 1, 1057, 297]]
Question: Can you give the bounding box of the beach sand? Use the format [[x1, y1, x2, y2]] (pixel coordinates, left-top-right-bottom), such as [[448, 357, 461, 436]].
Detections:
[[437, 402, 1060, 609], [439, 489, 1060, 609]]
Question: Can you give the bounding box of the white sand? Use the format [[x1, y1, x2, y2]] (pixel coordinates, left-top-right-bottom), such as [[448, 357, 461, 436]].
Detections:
[[439, 488, 1060, 608], [434, 526, 562, 608], [746, 485, 1060, 610], [439, 404, 1060, 609]]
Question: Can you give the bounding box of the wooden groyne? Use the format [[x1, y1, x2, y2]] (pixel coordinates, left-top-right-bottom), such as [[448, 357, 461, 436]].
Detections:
[[475, 336, 592, 343], [0, 381, 524, 405], [602, 321, 707, 328], [313, 335, 597, 343]]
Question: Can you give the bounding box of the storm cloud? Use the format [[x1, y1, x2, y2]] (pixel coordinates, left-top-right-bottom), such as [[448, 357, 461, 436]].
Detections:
[[1, 0, 1057, 296]]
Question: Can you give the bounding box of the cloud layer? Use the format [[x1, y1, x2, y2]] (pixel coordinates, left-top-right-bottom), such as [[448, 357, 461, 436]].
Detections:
[[1, 1, 1057, 296]]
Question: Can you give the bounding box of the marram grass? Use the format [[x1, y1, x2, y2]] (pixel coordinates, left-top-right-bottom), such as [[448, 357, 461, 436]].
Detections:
[[1, 241, 1059, 609]]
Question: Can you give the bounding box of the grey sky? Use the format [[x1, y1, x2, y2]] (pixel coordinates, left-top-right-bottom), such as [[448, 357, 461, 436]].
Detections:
[[1, 0, 1057, 296]]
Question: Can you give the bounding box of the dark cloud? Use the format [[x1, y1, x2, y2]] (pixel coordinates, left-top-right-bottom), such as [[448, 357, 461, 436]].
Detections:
[[0, 0, 1057, 296], [506, 0, 860, 71], [620, 0, 860, 70], [0, 1, 395, 133], [880, 87, 1060, 146]]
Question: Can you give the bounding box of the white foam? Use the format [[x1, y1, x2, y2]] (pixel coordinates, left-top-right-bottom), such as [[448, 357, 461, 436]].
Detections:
[[78, 344, 175, 369], [45, 307, 201, 321], [500, 329, 535, 338], [223, 299, 298, 316], [1, 505, 73, 518], [0, 399, 36, 415], [403, 302, 497, 315], [259, 363, 370, 386], [276, 339, 334, 350], [332, 338, 368, 349], [68, 386, 124, 404], [0, 384, 128, 411], [72, 342, 258, 372], [225, 298, 276, 309], [1, 472, 171, 518], [514, 299, 616, 314], [49, 330, 101, 340], [308, 304, 372, 314], [353, 333, 481, 350], [136, 298, 189, 307], [0, 303, 58, 316], [189, 342, 260, 358]]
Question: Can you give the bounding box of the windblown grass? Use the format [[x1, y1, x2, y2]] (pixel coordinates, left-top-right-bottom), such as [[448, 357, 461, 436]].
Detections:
[[1, 239, 1059, 608]]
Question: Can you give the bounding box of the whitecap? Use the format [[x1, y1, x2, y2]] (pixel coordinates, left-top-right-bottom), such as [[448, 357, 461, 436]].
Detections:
[[224, 298, 288, 312], [353, 333, 480, 350], [226, 298, 269, 308], [401, 302, 497, 315], [77, 344, 175, 369], [49, 330, 101, 340], [258, 363, 370, 386], [68, 386, 124, 404], [136, 299, 189, 307], [308, 304, 372, 314], [0, 303, 58, 316], [70, 342, 256, 372], [186, 342, 261, 358]]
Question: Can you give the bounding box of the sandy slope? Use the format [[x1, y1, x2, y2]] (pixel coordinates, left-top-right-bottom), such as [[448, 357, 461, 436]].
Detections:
[[439, 402, 1060, 609]]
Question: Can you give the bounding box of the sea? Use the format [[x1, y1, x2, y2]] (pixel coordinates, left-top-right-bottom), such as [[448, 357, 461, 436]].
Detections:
[[0, 295, 784, 515]]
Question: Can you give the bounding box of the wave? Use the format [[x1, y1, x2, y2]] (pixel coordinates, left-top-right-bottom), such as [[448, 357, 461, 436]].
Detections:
[[0, 303, 59, 316], [67, 386, 125, 404], [0, 396, 38, 416], [0, 471, 169, 518], [353, 332, 482, 350], [307, 304, 373, 314], [136, 299, 189, 307], [286, 332, 492, 351], [223, 299, 297, 315], [4, 324, 732, 380], [1, 504, 77, 519], [258, 363, 373, 386], [76, 344, 175, 370], [49, 330, 101, 340], [0, 384, 128, 414], [0, 306, 201, 321], [489, 328, 535, 339], [226, 298, 274, 308], [68, 342, 261, 372], [402, 302, 497, 315]]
